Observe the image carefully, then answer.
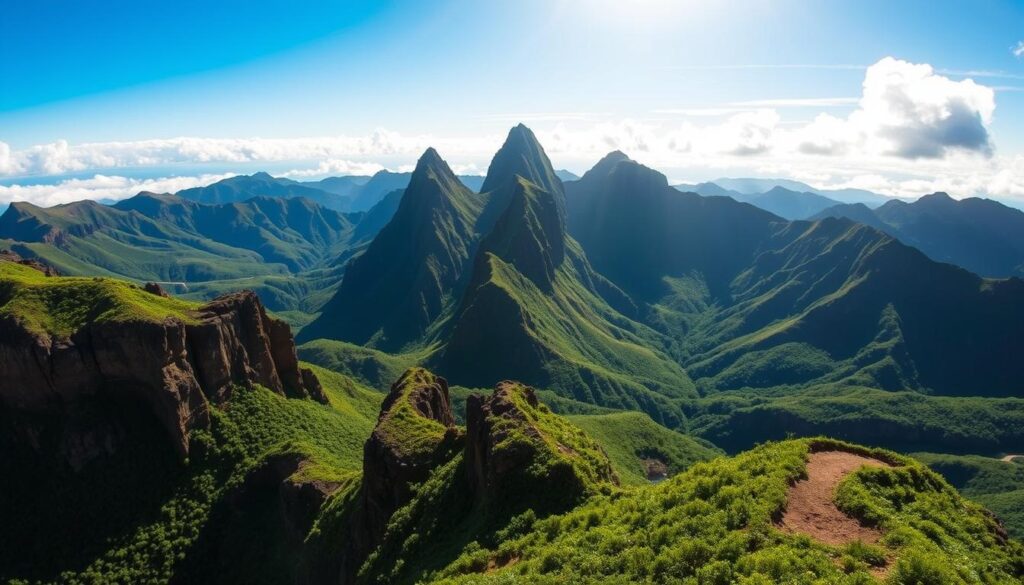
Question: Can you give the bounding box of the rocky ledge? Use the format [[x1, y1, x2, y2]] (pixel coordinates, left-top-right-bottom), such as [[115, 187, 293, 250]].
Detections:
[[0, 289, 324, 469]]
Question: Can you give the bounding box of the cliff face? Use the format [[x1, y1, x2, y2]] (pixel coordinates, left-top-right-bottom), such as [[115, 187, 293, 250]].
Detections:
[[465, 381, 618, 513], [0, 289, 323, 469], [342, 369, 461, 580]]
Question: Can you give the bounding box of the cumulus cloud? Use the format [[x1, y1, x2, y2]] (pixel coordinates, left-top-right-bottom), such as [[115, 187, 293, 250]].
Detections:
[[796, 57, 994, 158], [0, 173, 235, 208], [1014, 41, 1024, 58]]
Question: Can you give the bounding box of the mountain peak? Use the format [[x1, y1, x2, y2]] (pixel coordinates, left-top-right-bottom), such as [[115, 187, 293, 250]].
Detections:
[[480, 124, 561, 196]]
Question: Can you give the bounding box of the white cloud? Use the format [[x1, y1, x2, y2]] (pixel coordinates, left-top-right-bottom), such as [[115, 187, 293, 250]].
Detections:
[[795, 57, 994, 158], [282, 159, 385, 178], [0, 130, 501, 179], [1013, 41, 1024, 58], [0, 173, 235, 208]]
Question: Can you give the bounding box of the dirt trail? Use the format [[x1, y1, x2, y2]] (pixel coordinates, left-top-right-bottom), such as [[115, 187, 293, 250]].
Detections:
[[778, 451, 891, 546], [1001, 454, 1022, 463]]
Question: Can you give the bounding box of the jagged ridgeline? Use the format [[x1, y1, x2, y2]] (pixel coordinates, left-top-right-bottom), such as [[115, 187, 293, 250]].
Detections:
[[302, 125, 696, 427]]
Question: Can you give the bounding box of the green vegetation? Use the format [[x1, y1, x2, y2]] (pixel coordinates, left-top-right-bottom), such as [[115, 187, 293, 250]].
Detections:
[[298, 337, 423, 390], [0, 366, 380, 584], [0, 190, 391, 314], [374, 367, 456, 459], [688, 385, 1024, 454], [568, 412, 722, 485], [0, 260, 198, 336], [914, 453, 1024, 540], [433, 438, 1024, 584]]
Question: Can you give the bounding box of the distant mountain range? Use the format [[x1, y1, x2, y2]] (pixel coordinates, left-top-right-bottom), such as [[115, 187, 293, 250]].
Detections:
[[178, 170, 487, 212], [0, 191, 397, 313], [675, 176, 894, 206], [812, 192, 1024, 278]]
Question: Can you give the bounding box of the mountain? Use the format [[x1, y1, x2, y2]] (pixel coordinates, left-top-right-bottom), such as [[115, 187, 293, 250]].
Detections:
[[299, 148, 484, 350], [178, 172, 349, 209], [555, 168, 580, 182], [0, 192, 393, 314], [741, 186, 842, 219], [304, 127, 693, 424], [567, 152, 1024, 401], [813, 192, 1024, 278], [679, 177, 893, 206]]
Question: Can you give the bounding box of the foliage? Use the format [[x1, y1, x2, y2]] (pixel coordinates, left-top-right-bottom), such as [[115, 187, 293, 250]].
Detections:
[[431, 438, 1024, 584]]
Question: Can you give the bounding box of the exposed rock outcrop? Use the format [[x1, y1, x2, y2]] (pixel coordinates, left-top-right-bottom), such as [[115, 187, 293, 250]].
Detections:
[[0, 288, 323, 469], [143, 282, 169, 297], [465, 381, 618, 512], [343, 368, 462, 582], [0, 248, 59, 276]]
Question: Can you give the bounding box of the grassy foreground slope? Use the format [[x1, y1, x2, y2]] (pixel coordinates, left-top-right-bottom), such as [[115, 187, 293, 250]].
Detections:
[[434, 438, 1024, 584]]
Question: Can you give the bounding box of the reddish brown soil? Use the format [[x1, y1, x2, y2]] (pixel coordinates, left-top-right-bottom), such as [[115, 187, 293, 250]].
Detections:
[[779, 451, 891, 546]]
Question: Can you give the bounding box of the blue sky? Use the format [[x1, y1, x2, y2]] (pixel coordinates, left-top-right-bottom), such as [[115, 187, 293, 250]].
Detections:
[[3, 0, 1024, 205]]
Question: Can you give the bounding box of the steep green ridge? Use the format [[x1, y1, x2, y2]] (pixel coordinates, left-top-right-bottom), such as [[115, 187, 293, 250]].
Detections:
[[567, 412, 723, 485], [299, 148, 485, 350], [355, 379, 621, 585], [813, 192, 1024, 278], [439, 129, 694, 426], [914, 453, 1024, 540], [434, 438, 1024, 584]]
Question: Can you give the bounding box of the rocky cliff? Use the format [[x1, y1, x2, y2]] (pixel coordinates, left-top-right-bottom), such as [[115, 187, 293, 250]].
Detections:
[[0, 273, 323, 469], [341, 368, 462, 581]]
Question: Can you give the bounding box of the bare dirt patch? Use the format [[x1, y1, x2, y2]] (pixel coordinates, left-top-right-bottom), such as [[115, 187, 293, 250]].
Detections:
[[778, 450, 892, 546]]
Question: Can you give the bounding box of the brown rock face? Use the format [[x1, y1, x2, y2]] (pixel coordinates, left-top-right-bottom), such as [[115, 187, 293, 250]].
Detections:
[[0, 248, 59, 276], [342, 368, 461, 582], [464, 381, 543, 499], [143, 282, 169, 297], [0, 290, 322, 469]]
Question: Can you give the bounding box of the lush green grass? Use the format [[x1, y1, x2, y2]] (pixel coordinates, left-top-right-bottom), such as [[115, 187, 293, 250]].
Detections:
[[0, 261, 199, 336], [433, 438, 1024, 584], [568, 412, 722, 485], [914, 453, 1024, 540]]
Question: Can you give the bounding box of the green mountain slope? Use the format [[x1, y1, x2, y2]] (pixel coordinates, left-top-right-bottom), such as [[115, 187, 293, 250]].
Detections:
[[299, 148, 485, 350], [0, 192, 394, 313], [438, 127, 694, 425], [566, 153, 1024, 399]]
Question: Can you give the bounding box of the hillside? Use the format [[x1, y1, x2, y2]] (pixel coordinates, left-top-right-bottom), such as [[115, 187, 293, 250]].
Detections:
[[0, 192, 394, 313], [566, 152, 1024, 400], [433, 438, 1024, 583], [813, 192, 1024, 278]]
